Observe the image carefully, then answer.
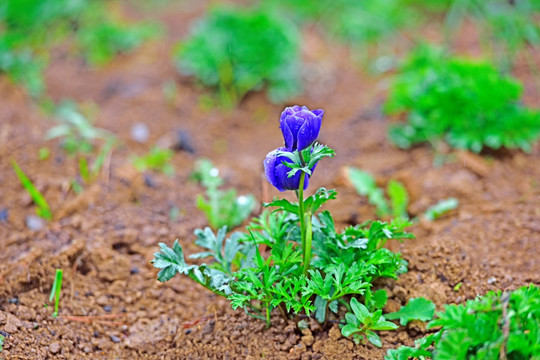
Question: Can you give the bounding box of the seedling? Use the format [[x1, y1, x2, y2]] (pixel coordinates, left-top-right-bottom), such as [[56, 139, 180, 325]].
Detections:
[[153, 105, 415, 344], [341, 297, 398, 347], [0, 333, 4, 352], [12, 160, 52, 220], [346, 167, 408, 219], [176, 6, 301, 105], [191, 159, 256, 230], [133, 147, 174, 176], [386, 284, 540, 360], [46, 101, 112, 156], [49, 269, 63, 318], [423, 198, 458, 221], [386, 45, 540, 153]]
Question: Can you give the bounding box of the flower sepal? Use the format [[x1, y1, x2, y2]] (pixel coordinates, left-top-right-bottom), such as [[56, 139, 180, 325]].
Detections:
[[275, 143, 335, 179]]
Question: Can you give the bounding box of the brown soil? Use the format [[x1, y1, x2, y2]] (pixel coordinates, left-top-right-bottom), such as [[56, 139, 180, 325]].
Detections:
[[1, 2, 539, 359]]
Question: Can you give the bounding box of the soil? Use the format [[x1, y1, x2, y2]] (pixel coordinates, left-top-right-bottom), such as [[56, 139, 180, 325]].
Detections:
[[1, 2, 539, 359]]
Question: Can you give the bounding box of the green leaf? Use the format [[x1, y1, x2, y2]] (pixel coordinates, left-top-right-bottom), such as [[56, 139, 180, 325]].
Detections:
[[424, 198, 459, 221], [303, 188, 338, 214], [350, 297, 371, 323], [264, 198, 299, 215], [152, 240, 194, 282], [387, 180, 408, 218], [341, 324, 361, 337], [314, 295, 328, 323], [371, 319, 398, 331], [385, 297, 436, 326], [366, 330, 382, 347], [12, 160, 52, 220]]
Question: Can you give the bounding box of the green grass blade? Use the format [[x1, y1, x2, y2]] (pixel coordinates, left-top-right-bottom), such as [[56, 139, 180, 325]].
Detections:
[[11, 160, 52, 220]]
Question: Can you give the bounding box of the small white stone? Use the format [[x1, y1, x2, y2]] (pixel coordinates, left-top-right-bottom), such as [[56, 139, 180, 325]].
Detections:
[[130, 123, 149, 143]]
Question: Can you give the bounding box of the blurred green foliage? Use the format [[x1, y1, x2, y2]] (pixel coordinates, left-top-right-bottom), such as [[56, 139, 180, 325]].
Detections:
[[444, 0, 540, 68], [175, 6, 301, 106], [263, 0, 417, 47], [133, 147, 175, 176], [386, 45, 540, 153], [0, 0, 158, 96]]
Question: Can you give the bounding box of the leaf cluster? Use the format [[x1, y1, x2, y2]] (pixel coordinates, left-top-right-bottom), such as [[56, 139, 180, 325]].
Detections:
[[386, 45, 540, 153], [385, 284, 540, 360], [191, 159, 256, 230], [342, 297, 398, 347], [153, 187, 414, 335], [175, 5, 301, 105]]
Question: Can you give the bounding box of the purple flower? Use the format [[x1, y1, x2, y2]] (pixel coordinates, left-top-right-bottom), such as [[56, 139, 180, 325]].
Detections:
[[280, 105, 324, 151], [264, 147, 318, 192]]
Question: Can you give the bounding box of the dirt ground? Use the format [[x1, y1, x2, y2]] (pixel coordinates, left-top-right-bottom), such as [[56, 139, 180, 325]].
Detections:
[[1, 2, 539, 359]]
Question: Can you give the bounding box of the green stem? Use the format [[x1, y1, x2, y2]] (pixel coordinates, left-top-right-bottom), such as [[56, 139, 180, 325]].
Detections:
[[266, 304, 271, 329], [304, 213, 312, 275], [297, 172, 306, 268]]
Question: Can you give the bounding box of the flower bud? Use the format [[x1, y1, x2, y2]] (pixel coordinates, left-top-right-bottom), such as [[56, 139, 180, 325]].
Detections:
[[263, 147, 318, 192], [280, 105, 324, 151]]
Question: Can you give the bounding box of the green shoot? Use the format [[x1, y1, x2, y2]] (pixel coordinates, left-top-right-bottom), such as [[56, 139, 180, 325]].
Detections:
[[424, 198, 458, 221], [46, 101, 112, 156], [38, 147, 50, 160], [0, 333, 3, 352], [12, 160, 52, 220], [79, 156, 90, 183], [133, 147, 174, 176], [346, 167, 408, 219], [48, 269, 63, 318]]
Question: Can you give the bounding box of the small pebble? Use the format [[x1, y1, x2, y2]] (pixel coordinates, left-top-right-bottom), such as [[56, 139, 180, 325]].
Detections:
[[49, 342, 61, 354], [8, 297, 19, 304], [110, 335, 121, 343], [487, 277, 497, 284], [103, 305, 112, 313], [130, 267, 139, 275], [144, 174, 156, 188], [94, 331, 99, 338], [173, 130, 195, 153], [26, 214, 45, 231], [185, 329, 192, 335], [130, 123, 149, 143], [0, 208, 8, 222]]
